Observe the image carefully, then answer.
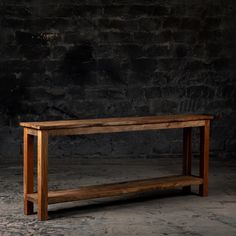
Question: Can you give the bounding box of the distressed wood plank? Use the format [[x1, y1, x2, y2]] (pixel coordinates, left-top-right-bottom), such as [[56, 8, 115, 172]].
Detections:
[[47, 120, 206, 136], [27, 175, 203, 204], [27, 128, 38, 136], [20, 114, 214, 130]]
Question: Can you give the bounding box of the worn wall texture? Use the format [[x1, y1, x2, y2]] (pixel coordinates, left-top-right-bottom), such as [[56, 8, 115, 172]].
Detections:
[[0, 0, 235, 160]]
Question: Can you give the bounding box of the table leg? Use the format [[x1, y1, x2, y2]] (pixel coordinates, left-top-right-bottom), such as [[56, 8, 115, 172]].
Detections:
[[183, 127, 192, 193], [24, 128, 34, 215], [199, 120, 210, 196], [37, 130, 48, 220]]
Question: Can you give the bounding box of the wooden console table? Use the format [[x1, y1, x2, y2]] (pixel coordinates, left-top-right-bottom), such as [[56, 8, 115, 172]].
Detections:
[[20, 114, 213, 221]]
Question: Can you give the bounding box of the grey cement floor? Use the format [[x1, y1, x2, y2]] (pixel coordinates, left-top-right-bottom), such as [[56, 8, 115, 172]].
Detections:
[[0, 157, 235, 236]]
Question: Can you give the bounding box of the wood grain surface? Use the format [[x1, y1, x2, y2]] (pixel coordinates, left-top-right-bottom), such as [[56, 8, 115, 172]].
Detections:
[[20, 114, 213, 130], [27, 175, 203, 204]]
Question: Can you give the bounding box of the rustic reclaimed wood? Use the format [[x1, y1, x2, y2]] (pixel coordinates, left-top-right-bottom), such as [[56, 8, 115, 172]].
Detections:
[[46, 120, 206, 136], [20, 114, 213, 130], [27, 175, 203, 204], [37, 130, 49, 221], [20, 114, 213, 221], [199, 120, 210, 196], [182, 127, 192, 193], [23, 128, 34, 215]]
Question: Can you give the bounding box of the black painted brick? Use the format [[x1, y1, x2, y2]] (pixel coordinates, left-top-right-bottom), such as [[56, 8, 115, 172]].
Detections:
[[0, 0, 235, 159]]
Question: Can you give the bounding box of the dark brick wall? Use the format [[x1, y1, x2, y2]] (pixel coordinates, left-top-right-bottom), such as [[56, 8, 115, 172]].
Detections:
[[0, 0, 235, 160]]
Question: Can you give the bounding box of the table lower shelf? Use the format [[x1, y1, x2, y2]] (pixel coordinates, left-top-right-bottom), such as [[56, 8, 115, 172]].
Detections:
[[27, 175, 203, 205]]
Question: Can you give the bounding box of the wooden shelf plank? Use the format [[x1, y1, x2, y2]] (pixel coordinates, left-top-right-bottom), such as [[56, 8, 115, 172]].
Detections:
[[27, 175, 203, 205]]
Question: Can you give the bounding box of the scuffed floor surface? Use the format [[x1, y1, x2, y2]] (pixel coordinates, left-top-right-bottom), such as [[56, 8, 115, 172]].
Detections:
[[0, 157, 235, 236]]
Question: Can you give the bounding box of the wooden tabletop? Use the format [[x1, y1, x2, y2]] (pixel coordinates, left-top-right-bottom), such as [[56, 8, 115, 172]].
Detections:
[[20, 114, 213, 130]]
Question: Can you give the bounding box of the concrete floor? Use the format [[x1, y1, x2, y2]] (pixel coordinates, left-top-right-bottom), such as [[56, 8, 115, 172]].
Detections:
[[0, 157, 235, 236]]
